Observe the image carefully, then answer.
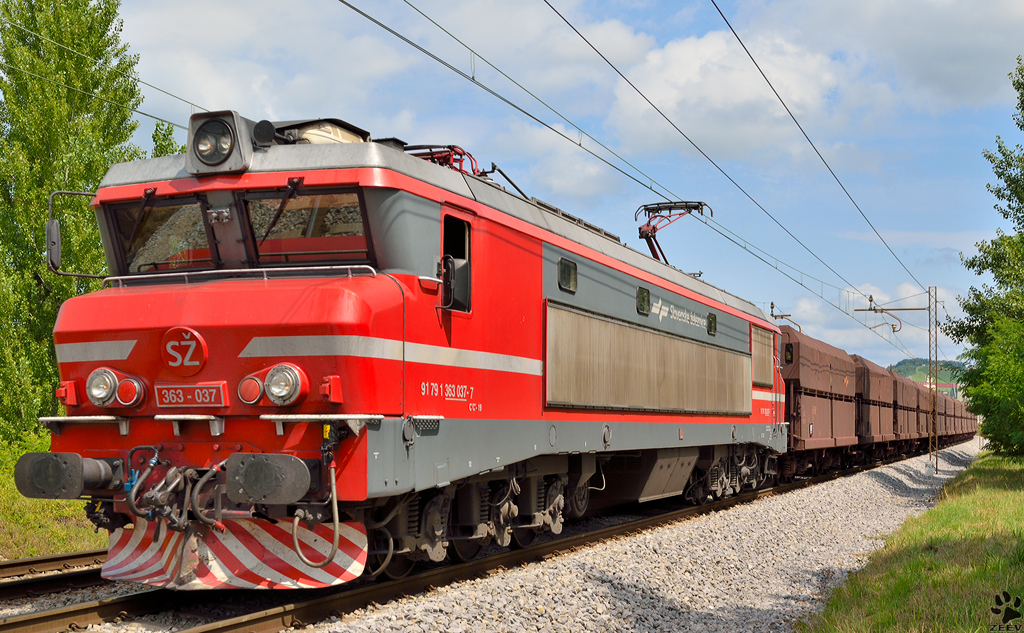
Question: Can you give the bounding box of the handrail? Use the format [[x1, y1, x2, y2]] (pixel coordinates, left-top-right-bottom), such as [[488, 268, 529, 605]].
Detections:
[[103, 264, 377, 288]]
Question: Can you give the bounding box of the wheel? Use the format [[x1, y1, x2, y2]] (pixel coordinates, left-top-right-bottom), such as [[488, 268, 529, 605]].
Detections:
[[448, 537, 483, 563], [447, 509, 484, 563], [564, 484, 589, 519], [368, 529, 416, 580], [685, 471, 709, 505], [509, 526, 538, 549], [371, 552, 416, 580]]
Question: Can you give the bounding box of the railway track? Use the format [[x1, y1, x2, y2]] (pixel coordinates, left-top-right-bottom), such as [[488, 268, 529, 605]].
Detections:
[[0, 454, 918, 633], [0, 551, 106, 580], [0, 551, 107, 602]]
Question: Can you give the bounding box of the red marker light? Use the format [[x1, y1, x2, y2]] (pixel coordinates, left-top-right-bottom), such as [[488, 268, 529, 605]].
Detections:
[[238, 376, 264, 405], [116, 378, 143, 407]]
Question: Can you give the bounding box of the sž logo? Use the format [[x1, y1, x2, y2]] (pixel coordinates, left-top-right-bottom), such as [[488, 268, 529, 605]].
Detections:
[[161, 326, 208, 377]]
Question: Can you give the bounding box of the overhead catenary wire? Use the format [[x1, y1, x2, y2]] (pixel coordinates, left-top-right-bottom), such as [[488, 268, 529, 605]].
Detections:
[[0, 61, 186, 129], [541, 0, 871, 304], [397, 0, 672, 203], [876, 291, 929, 307], [9, 65, 185, 130], [707, 0, 926, 292], [335, 0, 913, 356], [0, 17, 208, 114]]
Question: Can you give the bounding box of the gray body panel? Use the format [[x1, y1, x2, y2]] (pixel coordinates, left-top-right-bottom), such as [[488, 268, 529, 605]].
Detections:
[[364, 417, 787, 498], [542, 243, 749, 354], [363, 189, 441, 278]]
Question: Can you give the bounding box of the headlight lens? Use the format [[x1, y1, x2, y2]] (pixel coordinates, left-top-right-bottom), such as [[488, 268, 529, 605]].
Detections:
[[194, 119, 233, 166], [86, 368, 118, 407], [265, 365, 302, 405]]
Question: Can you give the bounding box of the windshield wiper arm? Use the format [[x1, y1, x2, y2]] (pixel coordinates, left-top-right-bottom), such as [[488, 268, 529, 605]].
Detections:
[[125, 188, 157, 247], [259, 177, 303, 246]]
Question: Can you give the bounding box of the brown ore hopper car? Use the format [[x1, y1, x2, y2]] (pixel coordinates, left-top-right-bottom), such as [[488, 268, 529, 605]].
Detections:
[[779, 326, 857, 450], [916, 382, 937, 438], [891, 372, 920, 440], [937, 394, 948, 436], [851, 355, 895, 443]]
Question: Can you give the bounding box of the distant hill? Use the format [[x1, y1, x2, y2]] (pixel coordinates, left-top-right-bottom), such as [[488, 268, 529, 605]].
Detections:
[[888, 358, 963, 384]]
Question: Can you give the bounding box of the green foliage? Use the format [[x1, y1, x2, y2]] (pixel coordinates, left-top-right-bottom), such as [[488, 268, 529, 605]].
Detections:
[[150, 120, 185, 158], [888, 358, 963, 383], [945, 56, 1024, 454], [0, 431, 106, 556], [801, 451, 1024, 632], [962, 318, 1024, 455], [0, 0, 142, 441]]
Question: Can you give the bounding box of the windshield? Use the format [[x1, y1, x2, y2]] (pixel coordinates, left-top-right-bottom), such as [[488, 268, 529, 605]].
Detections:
[[112, 200, 212, 273], [246, 192, 369, 264], [105, 189, 370, 275]]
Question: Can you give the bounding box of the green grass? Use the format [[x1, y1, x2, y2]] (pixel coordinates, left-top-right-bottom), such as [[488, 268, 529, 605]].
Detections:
[[800, 452, 1024, 632], [0, 432, 106, 559]]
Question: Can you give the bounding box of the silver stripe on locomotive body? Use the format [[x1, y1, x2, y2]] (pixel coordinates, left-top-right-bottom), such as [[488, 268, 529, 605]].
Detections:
[[752, 391, 786, 403], [239, 335, 543, 376], [55, 340, 137, 363], [239, 335, 403, 361], [404, 342, 543, 376]]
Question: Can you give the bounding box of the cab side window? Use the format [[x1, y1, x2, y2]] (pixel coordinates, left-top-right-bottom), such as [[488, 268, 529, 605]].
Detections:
[[442, 215, 471, 312]]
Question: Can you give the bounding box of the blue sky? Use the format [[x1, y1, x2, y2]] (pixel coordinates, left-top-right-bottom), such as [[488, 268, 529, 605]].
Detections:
[[119, 0, 1024, 368]]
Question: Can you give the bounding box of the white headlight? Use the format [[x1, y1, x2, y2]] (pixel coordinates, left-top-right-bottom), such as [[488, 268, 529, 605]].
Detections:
[[86, 368, 118, 407], [265, 365, 302, 405]]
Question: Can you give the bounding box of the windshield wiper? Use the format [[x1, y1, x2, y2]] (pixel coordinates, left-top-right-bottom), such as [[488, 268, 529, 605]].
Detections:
[[125, 188, 156, 247], [259, 177, 303, 246]]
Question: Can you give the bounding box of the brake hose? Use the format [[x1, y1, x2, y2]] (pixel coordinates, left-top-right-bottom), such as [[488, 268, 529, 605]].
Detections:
[[127, 446, 161, 518], [191, 461, 227, 530], [291, 461, 340, 568]]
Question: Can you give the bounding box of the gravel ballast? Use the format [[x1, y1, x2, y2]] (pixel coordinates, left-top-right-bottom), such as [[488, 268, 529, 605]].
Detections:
[[312, 440, 981, 633], [0, 439, 982, 632]]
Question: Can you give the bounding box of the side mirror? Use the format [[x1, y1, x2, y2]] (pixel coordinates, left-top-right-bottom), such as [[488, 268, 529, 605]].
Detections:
[[46, 219, 62, 272], [441, 254, 470, 311], [46, 190, 103, 279]]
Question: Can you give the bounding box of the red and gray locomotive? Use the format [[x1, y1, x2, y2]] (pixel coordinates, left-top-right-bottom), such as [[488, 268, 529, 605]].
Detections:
[[15, 111, 974, 589]]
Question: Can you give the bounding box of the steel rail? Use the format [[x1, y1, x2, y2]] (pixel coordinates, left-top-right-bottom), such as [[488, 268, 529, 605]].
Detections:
[[0, 551, 105, 579], [0, 569, 106, 602], [0, 589, 182, 633]]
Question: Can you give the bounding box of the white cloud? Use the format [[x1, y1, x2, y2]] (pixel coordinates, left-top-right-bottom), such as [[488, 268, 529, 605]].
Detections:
[[606, 29, 864, 162], [748, 0, 1024, 109], [489, 119, 621, 199]]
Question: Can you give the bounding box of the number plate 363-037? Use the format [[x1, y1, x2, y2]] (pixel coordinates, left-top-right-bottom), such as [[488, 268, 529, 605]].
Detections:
[[155, 383, 227, 407]]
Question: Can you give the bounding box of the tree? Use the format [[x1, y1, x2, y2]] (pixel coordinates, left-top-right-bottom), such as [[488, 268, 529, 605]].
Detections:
[[0, 0, 142, 441], [151, 121, 185, 158], [946, 56, 1024, 454]]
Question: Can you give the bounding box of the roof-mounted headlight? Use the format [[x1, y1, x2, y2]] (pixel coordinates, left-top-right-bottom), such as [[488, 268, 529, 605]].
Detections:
[[194, 120, 234, 166], [185, 111, 256, 176]]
